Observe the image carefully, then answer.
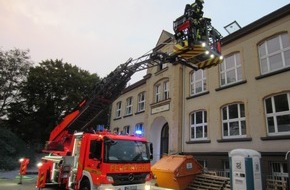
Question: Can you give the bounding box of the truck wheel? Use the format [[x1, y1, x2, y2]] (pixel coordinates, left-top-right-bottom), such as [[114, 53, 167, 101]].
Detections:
[[80, 179, 90, 190]]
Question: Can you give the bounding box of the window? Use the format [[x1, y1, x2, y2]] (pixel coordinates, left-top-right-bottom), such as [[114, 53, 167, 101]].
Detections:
[[125, 97, 133, 115], [123, 125, 130, 134], [190, 69, 206, 95], [154, 79, 170, 103], [164, 81, 169, 100], [220, 53, 242, 86], [222, 103, 246, 138], [264, 93, 290, 135], [115, 101, 122, 118], [259, 33, 290, 74], [271, 162, 288, 181], [158, 62, 168, 71], [198, 160, 207, 168], [222, 160, 230, 177], [104, 139, 151, 162], [190, 110, 207, 140], [155, 85, 161, 102], [137, 92, 145, 112], [89, 140, 102, 160], [113, 127, 119, 133], [135, 123, 144, 136]]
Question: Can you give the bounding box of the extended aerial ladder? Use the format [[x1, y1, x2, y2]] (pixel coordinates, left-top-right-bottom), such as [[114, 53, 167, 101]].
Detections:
[[44, 0, 223, 156]]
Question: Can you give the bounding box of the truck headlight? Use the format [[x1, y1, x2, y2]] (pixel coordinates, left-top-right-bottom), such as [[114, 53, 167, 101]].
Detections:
[[37, 162, 43, 168], [145, 184, 151, 190]]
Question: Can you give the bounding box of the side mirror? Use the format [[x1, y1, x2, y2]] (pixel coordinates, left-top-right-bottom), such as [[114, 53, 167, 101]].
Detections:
[[149, 142, 153, 160]]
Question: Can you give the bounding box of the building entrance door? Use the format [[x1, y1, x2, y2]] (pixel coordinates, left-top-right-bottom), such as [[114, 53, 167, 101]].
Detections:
[[160, 123, 169, 158]]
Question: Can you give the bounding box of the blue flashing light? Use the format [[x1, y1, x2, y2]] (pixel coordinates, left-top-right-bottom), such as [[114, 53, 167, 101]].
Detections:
[[135, 130, 143, 135]]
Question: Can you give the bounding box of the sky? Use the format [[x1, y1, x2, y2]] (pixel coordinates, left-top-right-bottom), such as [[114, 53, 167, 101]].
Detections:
[[0, 0, 289, 83]]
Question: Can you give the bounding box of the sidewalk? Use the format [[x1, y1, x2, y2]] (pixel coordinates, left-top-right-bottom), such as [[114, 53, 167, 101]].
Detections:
[[0, 169, 37, 180], [0, 170, 19, 180]]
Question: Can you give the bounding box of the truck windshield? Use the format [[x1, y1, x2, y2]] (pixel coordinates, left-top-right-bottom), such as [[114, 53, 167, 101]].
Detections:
[[104, 140, 150, 163]]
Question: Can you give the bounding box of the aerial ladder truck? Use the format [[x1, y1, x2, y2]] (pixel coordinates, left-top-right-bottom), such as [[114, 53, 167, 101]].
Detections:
[[35, 0, 223, 189]]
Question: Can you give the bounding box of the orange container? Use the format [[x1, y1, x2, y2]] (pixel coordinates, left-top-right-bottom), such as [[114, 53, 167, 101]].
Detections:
[[151, 155, 202, 190]]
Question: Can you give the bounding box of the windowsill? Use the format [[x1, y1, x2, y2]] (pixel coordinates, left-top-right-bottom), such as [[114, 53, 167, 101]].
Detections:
[[217, 137, 252, 143], [255, 67, 290, 80], [261, 135, 290, 141], [187, 91, 209, 100], [113, 117, 122, 121], [186, 140, 211, 144], [135, 110, 145, 115], [123, 114, 133, 118], [150, 98, 171, 108], [215, 80, 247, 91], [155, 67, 168, 76]]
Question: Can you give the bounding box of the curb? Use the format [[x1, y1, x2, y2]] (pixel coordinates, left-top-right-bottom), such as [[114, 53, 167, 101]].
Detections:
[[15, 175, 35, 180]]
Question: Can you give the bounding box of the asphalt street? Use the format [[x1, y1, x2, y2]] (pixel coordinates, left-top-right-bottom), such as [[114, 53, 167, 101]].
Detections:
[[0, 171, 57, 190]]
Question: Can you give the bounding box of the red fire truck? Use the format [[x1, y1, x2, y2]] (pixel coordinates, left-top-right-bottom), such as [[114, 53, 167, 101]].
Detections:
[[37, 131, 153, 190], [36, 0, 223, 189]]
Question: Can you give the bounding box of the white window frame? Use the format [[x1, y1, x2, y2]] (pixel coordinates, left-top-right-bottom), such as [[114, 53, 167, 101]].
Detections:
[[222, 103, 246, 138], [264, 92, 290, 135], [258, 33, 290, 75], [154, 79, 170, 103], [190, 69, 207, 95], [190, 110, 208, 140], [125, 97, 133, 115], [123, 125, 130, 135], [164, 81, 169, 100], [137, 92, 145, 112], [115, 101, 122, 118], [271, 162, 289, 181], [155, 84, 161, 103], [220, 53, 242, 87]]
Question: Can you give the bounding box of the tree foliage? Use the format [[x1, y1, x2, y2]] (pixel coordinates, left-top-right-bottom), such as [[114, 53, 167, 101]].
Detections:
[[0, 48, 32, 118], [8, 59, 100, 145]]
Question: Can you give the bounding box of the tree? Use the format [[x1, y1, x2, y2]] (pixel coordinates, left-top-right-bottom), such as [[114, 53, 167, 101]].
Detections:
[[0, 48, 32, 119], [8, 59, 100, 145]]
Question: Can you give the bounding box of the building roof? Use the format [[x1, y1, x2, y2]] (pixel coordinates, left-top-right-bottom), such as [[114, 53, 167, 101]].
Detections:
[[222, 3, 290, 45]]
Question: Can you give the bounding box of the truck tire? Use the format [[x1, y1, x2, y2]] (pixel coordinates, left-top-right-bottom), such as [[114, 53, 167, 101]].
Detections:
[[80, 179, 90, 190]]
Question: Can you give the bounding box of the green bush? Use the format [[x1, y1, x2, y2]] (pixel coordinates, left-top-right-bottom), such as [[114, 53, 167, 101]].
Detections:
[[0, 126, 35, 171]]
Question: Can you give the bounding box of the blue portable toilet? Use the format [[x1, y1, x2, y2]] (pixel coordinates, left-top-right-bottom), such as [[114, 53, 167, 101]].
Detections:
[[229, 149, 262, 190]]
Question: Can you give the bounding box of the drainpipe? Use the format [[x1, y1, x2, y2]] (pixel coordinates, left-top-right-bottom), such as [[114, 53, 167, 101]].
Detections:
[[181, 65, 186, 153]]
